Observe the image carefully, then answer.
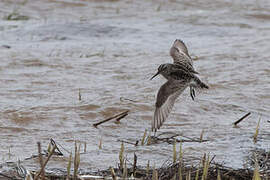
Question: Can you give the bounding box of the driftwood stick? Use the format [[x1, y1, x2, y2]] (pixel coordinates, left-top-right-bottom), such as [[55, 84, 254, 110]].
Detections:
[[233, 112, 251, 126], [34, 145, 57, 180], [93, 110, 129, 127], [115, 112, 128, 122], [37, 142, 45, 180]]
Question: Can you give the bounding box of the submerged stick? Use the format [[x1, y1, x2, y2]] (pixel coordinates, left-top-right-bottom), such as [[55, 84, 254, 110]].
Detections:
[[233, 112, 251, 126], [93, 110, 129, 127]]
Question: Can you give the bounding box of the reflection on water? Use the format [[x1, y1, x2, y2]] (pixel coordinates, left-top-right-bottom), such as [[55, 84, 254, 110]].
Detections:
[[0, 0, 269, 172]]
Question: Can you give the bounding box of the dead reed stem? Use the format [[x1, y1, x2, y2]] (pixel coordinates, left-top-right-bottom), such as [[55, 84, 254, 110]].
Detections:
[[253, 117, 261, 143], [99, 138, 102, 149], [34, 144, 57, 180], [141, 129, 147, 145], [37, 142, 45, 180], [133, 153, 137, 176], [199, 130, 204, 142], [173, 140, 177, 163], [147, 160, 150, 178], [119, 142, 124, 170], [110, 167, 117, 180], [73, 142, 81, 180], [66, 152, 72, 180], [78, 89, 81, 101]]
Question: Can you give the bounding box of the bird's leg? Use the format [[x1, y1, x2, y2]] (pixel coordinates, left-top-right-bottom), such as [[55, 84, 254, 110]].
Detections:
[[192, 87, 196, 98], [190, 86, 196, 101], [190, 86, 194, 100]]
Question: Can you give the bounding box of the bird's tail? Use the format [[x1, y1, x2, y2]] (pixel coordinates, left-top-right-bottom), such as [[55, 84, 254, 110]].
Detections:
[[192, 76, 209, 89]]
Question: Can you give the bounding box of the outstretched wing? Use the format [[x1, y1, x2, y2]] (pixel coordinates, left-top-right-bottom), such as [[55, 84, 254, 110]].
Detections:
[[152, 80, 188, 132], [170, 39, 196, 73], [171, 39, 190, 58]]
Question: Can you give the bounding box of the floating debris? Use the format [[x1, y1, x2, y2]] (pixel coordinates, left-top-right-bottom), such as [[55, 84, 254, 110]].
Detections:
[[233, 112, 251, 126], [93, 110, 129, 127], [4, 12, 29, 21]]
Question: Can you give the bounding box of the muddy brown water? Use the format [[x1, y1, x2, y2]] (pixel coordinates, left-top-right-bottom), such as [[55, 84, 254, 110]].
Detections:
[[0, 0, 269, 174]]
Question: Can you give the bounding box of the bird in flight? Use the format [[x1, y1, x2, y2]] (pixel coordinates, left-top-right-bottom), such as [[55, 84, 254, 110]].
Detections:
[[151, 39, 209, 132]]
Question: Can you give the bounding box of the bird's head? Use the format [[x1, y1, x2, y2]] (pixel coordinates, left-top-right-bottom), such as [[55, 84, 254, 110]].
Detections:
[[150, 64, 169, 80]]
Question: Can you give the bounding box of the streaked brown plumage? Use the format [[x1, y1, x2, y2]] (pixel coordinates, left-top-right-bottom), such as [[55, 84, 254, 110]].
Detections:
[[170, 39, 195, 73], [151, 40, 209, 132], [170, 39, 198, 100]]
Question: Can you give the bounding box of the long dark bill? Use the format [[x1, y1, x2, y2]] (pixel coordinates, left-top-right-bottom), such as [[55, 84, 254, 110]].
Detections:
[[150, 71, 160, 80]]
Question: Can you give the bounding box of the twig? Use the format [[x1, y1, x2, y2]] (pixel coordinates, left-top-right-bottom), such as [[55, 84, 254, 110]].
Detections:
[[93, 110, 129, 127], [233, 112, 251, 126], [117, 139, 138, 146], [34, 145, 57, 180], [37, 142, 45, 180]]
